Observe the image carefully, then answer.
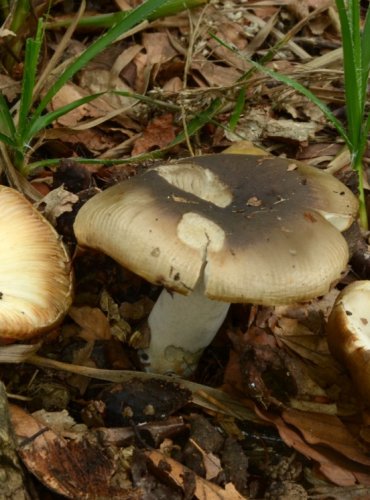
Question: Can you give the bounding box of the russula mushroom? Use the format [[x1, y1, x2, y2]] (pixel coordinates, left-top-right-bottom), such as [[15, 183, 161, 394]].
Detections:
[[73, 154, 358, 376], [327, 280, 370, 405], [0, 186, 73, 342]]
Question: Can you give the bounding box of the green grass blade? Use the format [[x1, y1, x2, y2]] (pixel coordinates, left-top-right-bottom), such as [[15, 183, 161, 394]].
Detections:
[[32, 0, 168, 122], [252, 59, 350, 145], [46, 0, 207, 30], [221, 49, 352, 147], [358, 112, 370, 160], [361, 5, 370, 98], [25, 93, 106, 141], [211, 33, 351, 147], [229, 87, 246, 131], [0, 93, 16, 139], [17, 18, 43, 139], [348, 0, 361, 73], [364, 113, 370, 141], [335, 0, 362, 148], [169, 98, 223, 146], [113, 90, 179, 111], [26, 97, 224, 172], [0, 131, 16, 147]]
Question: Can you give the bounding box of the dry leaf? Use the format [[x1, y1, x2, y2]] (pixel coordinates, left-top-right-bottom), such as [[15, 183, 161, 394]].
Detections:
[[36, 186, 78, 225], [68, 306, 111, 341], [132, 113, 176, 155], [189, 438, 223, 481], [255, 406, 370, 487], [144, 449, 246, 499], [10, 405, 136, 498]]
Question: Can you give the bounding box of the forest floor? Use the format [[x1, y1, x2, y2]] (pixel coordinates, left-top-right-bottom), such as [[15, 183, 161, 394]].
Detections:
[[1, 0, 370, 498]]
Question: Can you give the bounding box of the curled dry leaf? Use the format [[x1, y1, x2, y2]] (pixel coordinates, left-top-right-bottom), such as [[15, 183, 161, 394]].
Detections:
[[36, 186, 79, 225], [68, 305, 111, 341], [254, 404, 370, 487]]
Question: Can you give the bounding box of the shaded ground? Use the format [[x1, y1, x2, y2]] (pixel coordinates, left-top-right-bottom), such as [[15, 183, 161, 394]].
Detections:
[[1, 0, 370, 498]]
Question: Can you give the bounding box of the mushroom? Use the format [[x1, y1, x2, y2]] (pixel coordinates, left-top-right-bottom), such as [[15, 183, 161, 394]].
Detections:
[[73, 154, 358, 376], [327, 280, 370, 405], [0, 186, 73, 342]]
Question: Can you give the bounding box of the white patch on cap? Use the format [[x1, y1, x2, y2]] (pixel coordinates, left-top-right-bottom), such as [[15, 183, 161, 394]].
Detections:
[[155, 163, 233, 208], [340, 289, 370, 350], [177, 212, 225, 252], [315, 209, 354, 231]]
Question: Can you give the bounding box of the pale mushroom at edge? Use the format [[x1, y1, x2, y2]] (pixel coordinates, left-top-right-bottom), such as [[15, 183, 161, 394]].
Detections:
[[0, 186, 73, 342]]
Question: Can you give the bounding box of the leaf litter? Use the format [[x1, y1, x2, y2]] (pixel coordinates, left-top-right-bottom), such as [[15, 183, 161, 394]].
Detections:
[[1, 0, 370, 498]]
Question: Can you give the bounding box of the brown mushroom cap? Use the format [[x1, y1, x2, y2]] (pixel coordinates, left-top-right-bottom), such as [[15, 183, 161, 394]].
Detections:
[[0, 186, 73, 341], [74, 154, 358, 305], [327, 280, 370, 404]]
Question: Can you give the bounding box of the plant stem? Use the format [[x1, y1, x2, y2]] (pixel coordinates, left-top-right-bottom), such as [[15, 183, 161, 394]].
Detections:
[[45, 0, 207, 30], [4, 0, 31, 70], [353, 153, 369, 229]]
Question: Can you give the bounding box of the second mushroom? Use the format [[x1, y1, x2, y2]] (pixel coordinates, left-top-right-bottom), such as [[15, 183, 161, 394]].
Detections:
[[74, 154, 358, 376]]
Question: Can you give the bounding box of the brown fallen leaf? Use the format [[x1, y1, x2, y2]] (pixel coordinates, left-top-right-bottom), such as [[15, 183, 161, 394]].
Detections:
[[36, 186, 79, 226], [144, 449, 246, 499], [189, 438, 223, 481], [255, 405, 370, 487], [142, 32, 177, 68], [282, 409, 370, 467], [10, 405, 140, 499], [131, 113, 176, 155], [69, 305, 111, 341]]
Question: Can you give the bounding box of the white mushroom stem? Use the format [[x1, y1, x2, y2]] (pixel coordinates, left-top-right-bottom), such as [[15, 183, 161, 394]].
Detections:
[[140, 278, 230, 376]]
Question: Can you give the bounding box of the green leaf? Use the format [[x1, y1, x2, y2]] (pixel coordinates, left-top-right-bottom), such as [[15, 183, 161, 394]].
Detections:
[[0, 130, 16, 147], [335, 0, 362, 149], [0, 93, 16, 139], [229, 87, 246, 131], [361, 5, 370, 99], [46, 0, 207, 30], [25, 92, 106, 141], [17, 18, 43, 139], [170, 98, 223, 146]]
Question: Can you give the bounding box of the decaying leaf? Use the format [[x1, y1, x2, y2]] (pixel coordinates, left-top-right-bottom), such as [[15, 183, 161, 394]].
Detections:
[[144, 449, 246, 499], [10, 405, 138, 498]]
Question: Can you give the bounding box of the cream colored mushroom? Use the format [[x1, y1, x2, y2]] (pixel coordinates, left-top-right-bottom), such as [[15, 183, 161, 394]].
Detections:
[[0, 186, 73, 342], [74, 154, 358, 376], [327, 280, 370, 405]]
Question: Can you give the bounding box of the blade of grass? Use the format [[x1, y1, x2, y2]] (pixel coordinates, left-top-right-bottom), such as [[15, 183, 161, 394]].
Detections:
[[335, 0, 362, 147], [45, 0, 207, 30], [30, 0, 169, 124], [25, 93, 106, 141], [33, 0, 87, 99], [17, 19, 43, 139], [27, 89, 181, 141], [358, 112, 370, 161], [349, 0, 361, 77], [0, 131, 16, 147], [211, 33, 351, 146], [26, 97, 224, 172], [0, 0, 10, 20], [361, 6, 370, 102], [0, 93, 16, 139], [169, 98, 223, 146], [3, 0, 31, 70], [248, 61, 348, 135], [229, 87, 246, 131]]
